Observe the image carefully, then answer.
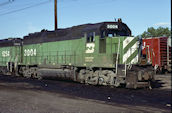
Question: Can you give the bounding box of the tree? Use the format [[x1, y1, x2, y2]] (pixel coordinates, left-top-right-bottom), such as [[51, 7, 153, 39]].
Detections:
[[138, 27, 171, 38]]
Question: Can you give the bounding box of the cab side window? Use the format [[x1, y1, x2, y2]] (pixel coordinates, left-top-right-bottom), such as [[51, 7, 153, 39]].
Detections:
[[86, 32, 95, 43], [101, 31, 105, 38]]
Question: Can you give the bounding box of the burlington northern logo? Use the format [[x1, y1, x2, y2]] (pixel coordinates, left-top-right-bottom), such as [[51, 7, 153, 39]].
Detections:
[[85, 43, 95, 53]]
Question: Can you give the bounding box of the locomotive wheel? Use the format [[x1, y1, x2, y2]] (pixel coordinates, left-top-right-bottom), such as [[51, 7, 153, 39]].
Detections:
[[78, 69, 116, 86], [30, 67, 42, 80], [85, 71, 98, 85], [98, 70, 109, 86], [35, 71, 42, 80], [78, 69, 87, 83], [23, 67, 32, 78], [0, 67, 9, 75]]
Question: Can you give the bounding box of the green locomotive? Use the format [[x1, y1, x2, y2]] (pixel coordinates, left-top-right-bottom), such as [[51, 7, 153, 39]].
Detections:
[[0, 19, 154, 88], [0, 38, 22, 75]]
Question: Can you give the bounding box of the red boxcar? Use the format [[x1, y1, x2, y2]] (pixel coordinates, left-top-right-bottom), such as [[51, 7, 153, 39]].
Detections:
[[142, 37, 171, 72]]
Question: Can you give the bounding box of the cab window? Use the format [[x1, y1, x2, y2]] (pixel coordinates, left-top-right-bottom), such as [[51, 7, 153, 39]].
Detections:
[[101, 30, 117, 38], [87, 32, 95, 43]]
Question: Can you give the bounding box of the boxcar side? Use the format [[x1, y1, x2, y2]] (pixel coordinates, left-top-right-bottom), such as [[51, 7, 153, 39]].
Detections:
[[142, 37, 169, 72]]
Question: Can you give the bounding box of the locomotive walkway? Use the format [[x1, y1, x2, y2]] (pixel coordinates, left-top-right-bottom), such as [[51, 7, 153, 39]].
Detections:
[[0, 74, 171, 113]]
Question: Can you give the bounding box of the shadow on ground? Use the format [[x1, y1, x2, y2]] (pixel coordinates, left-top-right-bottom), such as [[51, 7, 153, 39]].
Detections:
[[0, 75, 171, 111]]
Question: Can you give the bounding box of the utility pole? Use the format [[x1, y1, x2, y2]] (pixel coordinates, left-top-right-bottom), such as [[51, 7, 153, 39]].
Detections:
[[54, 0, 58, 30]]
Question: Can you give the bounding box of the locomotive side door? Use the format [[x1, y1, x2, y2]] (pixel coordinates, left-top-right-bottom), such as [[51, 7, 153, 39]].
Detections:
[[85, 32, 95, 64], [10, 41, 22, 73]]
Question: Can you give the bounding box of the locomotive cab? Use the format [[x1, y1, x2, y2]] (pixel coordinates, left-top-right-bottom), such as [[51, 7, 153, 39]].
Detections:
[[100, 20, 131, 38]]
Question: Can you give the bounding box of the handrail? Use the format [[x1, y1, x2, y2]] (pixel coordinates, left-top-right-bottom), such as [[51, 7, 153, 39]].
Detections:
[[116, 38, 120, 74]]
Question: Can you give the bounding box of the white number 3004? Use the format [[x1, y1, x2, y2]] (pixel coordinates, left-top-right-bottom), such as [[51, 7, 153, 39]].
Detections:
[[24, 49, 36, 56]]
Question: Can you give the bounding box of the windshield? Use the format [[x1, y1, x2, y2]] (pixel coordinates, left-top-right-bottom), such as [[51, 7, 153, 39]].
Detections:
[[101, 30, 126, 38]]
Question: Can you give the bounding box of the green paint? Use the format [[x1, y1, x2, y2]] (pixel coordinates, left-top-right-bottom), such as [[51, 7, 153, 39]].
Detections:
[[126, 50, 138, 64], [0, 46, 21, 66], [0, 36, 140, 68], [123, 37, 138, 54]]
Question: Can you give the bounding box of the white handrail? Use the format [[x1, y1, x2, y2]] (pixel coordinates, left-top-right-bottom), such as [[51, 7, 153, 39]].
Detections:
[[116, 38, 120, 75]]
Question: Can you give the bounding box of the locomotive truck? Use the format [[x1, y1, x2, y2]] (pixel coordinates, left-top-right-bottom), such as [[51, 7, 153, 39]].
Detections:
[[0, 19, 154, 89]]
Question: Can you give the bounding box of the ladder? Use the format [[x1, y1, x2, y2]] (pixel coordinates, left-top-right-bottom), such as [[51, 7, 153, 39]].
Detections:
[[114, 38, 127, 87]]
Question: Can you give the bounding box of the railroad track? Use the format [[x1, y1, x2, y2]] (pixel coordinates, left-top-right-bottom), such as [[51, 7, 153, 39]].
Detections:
[[0, 74, 171, 112]]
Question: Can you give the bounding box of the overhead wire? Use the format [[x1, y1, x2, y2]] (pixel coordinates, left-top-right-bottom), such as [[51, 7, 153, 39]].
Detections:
[[0, 0, 40, 12], [0, 0, 16, 12], [0, 0, 115, 17], [0, 0, 52, 16], [0, 0, 14, 7]]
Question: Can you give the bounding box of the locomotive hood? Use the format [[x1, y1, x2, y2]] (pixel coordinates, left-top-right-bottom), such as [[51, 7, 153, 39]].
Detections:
[[23, 21, 131, 45]]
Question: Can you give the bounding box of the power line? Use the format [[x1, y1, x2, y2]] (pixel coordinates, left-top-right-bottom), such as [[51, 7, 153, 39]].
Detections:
[[0, 0, 116, 17], [0, 0, 14, 7], [0, 0, 38, 12], [0, 0, 52, 16]]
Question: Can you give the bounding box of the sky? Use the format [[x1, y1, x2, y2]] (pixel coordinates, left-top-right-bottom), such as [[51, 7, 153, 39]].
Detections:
[[0, 0, 171, 39]]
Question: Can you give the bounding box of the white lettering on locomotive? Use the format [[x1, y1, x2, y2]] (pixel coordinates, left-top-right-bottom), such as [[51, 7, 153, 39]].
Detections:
[[107, 25, 118, 29], [85, 57, 94, 62], [24, 49, 37, 56], [2, 51, 10, 57]]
